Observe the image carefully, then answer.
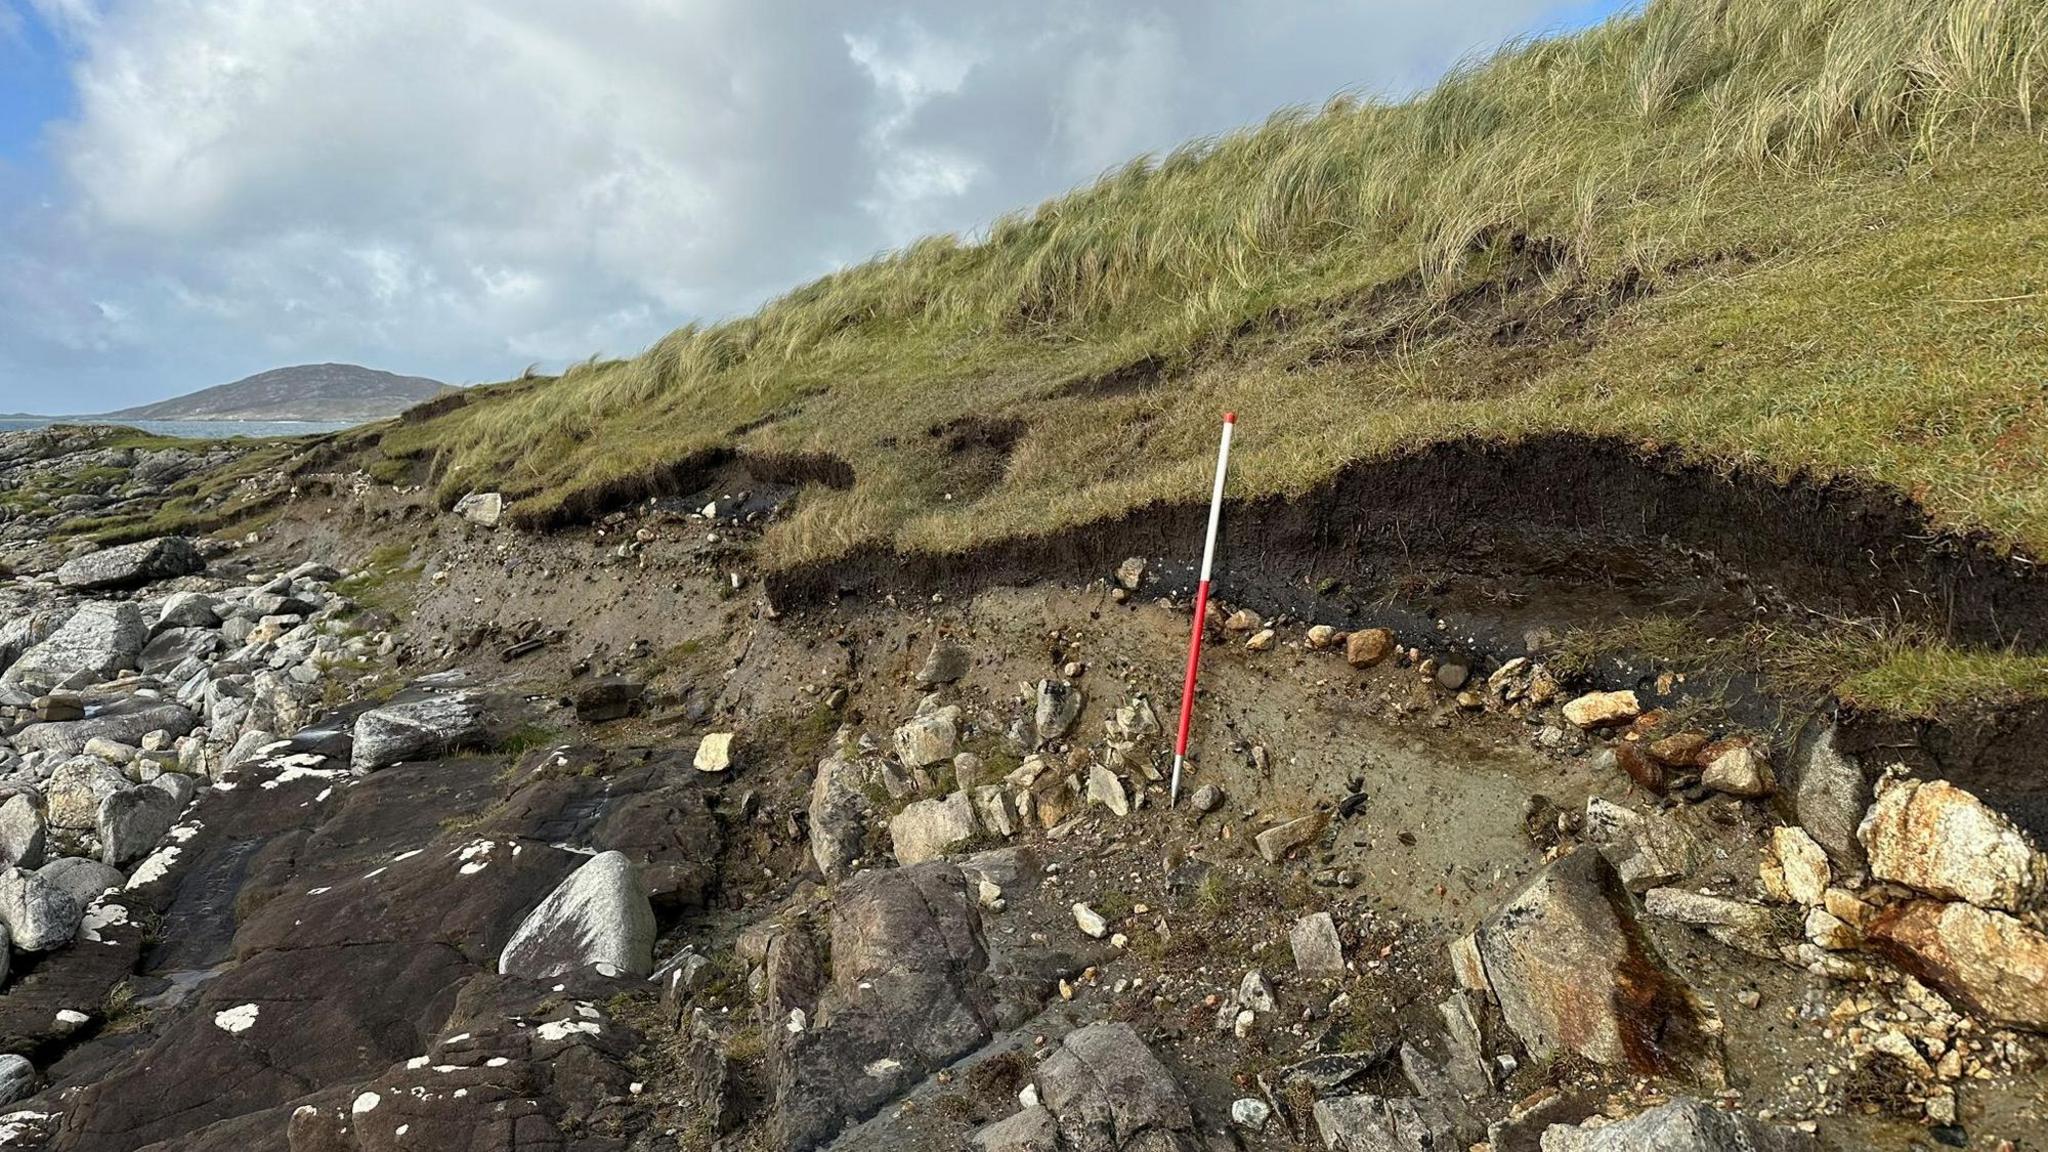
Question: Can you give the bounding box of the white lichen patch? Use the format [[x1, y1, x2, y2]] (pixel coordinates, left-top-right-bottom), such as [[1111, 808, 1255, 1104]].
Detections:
[[535, 1019, 601, 1042], [453, 839, 496, 875], [361, 867, 386, 880], [259, 754, 344, 790], [391, 849, 422, 863], [168, 822, 203, 843], [81, 901, 129, 944], [306, 887, 331, 896], [485, 1057, 509, 1068], [405, 1056, 429, 1070], [213, 1004, 259, 1033], [0, 1111, 53, 1145], [126, 846, 181, 889], [351, 1092, 381, 1115], [313, 787, 333, 803], [864, 1058, 903, 1078]]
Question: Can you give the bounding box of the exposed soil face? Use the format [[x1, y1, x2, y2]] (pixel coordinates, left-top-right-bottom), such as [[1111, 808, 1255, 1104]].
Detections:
[[769, 434, 2047, 654]]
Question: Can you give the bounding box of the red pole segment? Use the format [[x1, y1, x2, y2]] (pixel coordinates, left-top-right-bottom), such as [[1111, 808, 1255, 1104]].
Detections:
[[1170, 412, 1236, 805]]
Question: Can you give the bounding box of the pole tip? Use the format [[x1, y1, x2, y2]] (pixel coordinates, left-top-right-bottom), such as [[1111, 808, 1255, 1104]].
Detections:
[[1222, 411, 1237, 424]]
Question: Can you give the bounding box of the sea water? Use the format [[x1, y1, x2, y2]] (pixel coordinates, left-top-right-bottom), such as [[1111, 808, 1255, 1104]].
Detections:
[[0, 417, 356, 439]]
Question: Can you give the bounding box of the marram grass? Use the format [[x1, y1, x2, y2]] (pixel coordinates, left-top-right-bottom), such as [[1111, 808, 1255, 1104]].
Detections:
[[371, 0, 2048, 712]]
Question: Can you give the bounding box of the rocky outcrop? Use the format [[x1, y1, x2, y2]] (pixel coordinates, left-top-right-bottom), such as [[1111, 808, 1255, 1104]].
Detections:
[[776, 862, 1002, 1150], [498, 850, 657, 980], [1474, 848, 1721, 1083]]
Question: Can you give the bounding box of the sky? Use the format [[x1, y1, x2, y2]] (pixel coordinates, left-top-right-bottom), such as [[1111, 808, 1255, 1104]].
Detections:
[[0, 0, 1634, 413]]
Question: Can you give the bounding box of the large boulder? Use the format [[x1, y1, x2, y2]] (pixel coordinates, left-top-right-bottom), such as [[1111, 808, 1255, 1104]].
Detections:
[[55, 537, 203, 591], [809, 755, 869, 880], [498, 850, 656, 980], [1867, 900, 2048, 1031], [351, 690, 490, 771], [1033, 1021, 1200, 1152], [1860, 778, 2045, 913], [1474, 849, 1721, 1084], [1, 602, 147, 693], [0, 865, 84, 950], [1538, 1098, 1816, 1151], [98, 786, 182, 867]]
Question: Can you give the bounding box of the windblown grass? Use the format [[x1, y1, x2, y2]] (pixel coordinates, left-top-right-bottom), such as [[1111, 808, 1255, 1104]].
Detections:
[[373, 0, 2048, 709]]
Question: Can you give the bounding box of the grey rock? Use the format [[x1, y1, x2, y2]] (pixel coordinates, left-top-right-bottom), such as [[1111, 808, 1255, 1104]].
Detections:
[[775, 862, 996, 1150], [455, 491, 504, 526], [1538, 1098, 1817, 1151], [893, 708, 959, 769], [1790, 723, 1867, 869], [915, 639, 971, 686], [149, 771, 197, 809], [0, 1054, 32, 1107], [572, 677, 643, 723], [889, 791, 978, 865], [808, 756, 869, 880], [55, 537, 203, 591], [0, 794, 45, 870], [37, 857, 126, 907], [2, 602, 148, 693], [1034, 1021, 1200, 1152], [97, 786, 181, 867], [156, 591, 220, 630], [1315, 1093, 1465, 1152], [498, 850, 656, 979], [1291, 911, 1345, 975], [971, 1105, 1059, 1152], [0, 865, 84, 950], [1034, 680, 1083, 744], [139, 627, 220, 675], [1643, 888, 1783, 959], [1189, 783, 1225, 814], [350, 691, 488, 771]]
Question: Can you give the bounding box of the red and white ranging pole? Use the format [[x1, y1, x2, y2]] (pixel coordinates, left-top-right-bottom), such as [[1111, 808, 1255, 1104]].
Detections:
[[1170, 411, 1236, 806]]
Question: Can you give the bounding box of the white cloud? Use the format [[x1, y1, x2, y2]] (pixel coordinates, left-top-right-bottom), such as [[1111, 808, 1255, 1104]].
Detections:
[[2, 0, 1580, 410]]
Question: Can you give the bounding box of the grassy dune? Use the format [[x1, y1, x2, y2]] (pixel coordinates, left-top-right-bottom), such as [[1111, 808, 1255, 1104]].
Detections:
[[369, 0, 2048, 710]]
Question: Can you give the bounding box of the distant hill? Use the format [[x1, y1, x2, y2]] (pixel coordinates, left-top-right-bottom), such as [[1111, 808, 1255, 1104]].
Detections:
[[100, 363, 452, 423]]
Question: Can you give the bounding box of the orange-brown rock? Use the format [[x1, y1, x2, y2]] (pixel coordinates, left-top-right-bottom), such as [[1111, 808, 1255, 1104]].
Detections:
[[1344, 628, 1395, 669], [1868, 900, 2048, 1030]]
